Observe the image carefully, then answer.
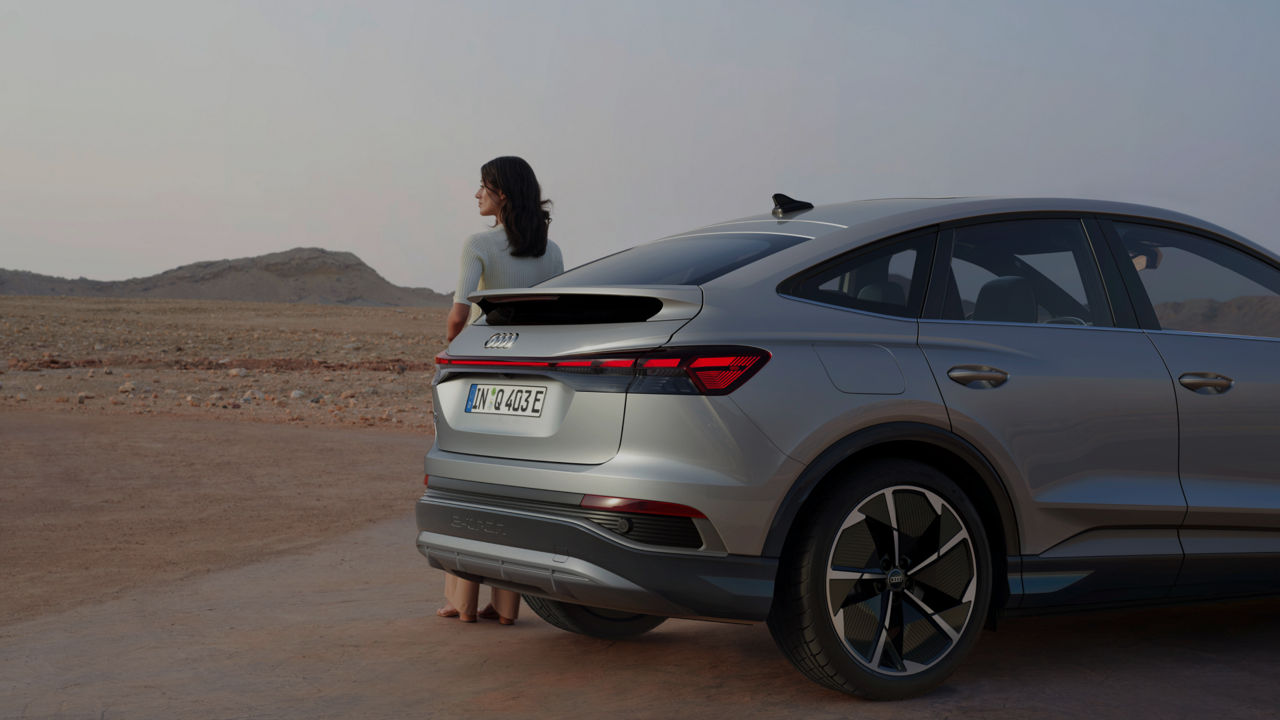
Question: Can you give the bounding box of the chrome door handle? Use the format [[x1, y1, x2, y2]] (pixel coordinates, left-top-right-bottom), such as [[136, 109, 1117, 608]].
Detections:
[[947, 365, 1009, 389], [1178, 372, 1234, 394]]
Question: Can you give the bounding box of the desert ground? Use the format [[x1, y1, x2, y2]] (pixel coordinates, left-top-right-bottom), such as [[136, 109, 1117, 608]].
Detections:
[[2, 296, 1278, 719]]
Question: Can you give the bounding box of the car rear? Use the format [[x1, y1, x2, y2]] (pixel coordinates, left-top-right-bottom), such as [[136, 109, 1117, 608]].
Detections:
[[415, 230, 819, 621]]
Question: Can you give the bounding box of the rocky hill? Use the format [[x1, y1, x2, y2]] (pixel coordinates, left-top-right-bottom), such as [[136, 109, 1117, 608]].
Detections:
[[0, 248, 452, 307], [1154, 296, 1280, 337]]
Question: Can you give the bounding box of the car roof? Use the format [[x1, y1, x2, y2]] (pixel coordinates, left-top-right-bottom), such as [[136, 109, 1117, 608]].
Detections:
[[684, 196, 1276, 289], [680, 194, 1269, 262]]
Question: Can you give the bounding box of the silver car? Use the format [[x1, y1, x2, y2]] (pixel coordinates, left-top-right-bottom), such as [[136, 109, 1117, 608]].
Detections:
[[416, 196, 1280, 699]]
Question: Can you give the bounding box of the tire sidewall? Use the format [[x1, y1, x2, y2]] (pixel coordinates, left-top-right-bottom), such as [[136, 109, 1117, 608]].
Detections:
[[803, 458, 993, 699]]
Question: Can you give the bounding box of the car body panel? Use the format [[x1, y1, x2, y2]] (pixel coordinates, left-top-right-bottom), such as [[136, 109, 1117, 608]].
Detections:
[[417, 196, 1280, 631]]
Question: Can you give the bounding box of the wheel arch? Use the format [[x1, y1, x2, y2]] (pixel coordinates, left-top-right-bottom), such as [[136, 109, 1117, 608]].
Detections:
[[763, 422, 1020, 613]]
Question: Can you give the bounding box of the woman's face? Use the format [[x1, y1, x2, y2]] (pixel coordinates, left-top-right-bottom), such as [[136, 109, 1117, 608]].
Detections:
[[476, 181, 505, 219]]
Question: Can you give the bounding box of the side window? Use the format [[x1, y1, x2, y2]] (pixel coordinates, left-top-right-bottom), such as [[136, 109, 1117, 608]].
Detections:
[[937, 219, 1113, 327], [1111, 222, 1280, 338], [785, 233, 934, 319]]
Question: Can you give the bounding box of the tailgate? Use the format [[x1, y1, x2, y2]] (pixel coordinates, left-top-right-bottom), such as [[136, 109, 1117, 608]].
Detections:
[[432, 286, 701, 464]]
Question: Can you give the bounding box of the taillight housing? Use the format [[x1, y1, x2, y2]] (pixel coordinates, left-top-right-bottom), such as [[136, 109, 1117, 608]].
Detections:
[[435, 346, 770, 396]]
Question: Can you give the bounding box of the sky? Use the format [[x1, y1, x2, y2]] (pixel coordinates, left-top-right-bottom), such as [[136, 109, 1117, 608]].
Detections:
[[2, 0, 1278, 294]]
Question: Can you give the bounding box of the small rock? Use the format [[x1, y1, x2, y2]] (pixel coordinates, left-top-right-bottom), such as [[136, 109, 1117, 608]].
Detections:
[[93, 343, 105, 351], [55, 396, 70, 404], [87, 370, 96, 379], [340, 390, 356, 399], [110, 397, 122, 406], [208, 392, 224, 401], [103, 368, 113, 375], [290, 390, 306, 399], [35, 384, 44, 391], [118, 382, 136, 394], [228, 368, 247, 377], [17, 393, 28, 402], [186, 395, 198, 406]]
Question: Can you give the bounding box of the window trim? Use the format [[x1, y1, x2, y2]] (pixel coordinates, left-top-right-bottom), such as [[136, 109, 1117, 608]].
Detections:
[[775, 227, 938, 320], [920, 213, 1123, 328], [1093, 215, 1280, 337]]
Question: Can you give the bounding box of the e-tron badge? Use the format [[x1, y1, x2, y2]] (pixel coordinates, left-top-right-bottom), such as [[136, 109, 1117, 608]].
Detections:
[[484, 332, 519, 349]]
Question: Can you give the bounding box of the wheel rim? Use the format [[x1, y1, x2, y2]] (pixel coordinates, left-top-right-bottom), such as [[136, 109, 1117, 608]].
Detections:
[[824, 485, 977, 676]]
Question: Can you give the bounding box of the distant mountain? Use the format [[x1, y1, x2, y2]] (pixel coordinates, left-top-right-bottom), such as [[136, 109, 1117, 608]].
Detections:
[[0, 248, 452, 307], [1154, 296, 1280, 338]]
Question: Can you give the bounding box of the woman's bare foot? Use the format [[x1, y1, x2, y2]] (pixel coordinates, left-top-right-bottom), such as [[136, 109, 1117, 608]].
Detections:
[[435, 605, 460, 618]]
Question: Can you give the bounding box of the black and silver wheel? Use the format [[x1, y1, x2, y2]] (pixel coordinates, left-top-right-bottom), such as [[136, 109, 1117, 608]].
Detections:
[[523, 595, 667, 639], [768, 459, 992, 699]]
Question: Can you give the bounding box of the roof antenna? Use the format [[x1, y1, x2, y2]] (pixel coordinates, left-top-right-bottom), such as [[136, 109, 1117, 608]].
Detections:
[[772, 193, 814, 217]]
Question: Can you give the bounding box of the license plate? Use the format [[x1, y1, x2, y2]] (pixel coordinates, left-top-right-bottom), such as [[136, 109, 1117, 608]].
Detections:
[[465, 383, 547, 417]]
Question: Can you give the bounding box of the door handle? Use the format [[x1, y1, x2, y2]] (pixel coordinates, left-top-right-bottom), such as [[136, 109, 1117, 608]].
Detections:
[[947, 365, 1009, 389], [1178, 372, 1234, 395]]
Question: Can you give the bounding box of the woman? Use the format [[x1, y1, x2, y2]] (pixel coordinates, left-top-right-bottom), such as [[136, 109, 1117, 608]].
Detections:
[[436, 156, 564, 625]]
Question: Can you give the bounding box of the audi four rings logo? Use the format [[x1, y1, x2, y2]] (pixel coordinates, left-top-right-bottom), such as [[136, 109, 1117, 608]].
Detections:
[[484, 332, 519, 349]]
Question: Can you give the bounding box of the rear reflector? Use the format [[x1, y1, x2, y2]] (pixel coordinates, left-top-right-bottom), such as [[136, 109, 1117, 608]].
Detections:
[[435, 346, 769, 396], [581, 494, 707, 519], [423, 474, 430, 487]]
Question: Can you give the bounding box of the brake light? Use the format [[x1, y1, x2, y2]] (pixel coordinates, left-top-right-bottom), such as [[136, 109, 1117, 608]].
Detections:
[[423, 474, 430, 487], [581, 494, 706, 519], [434, 346, 769, 396]]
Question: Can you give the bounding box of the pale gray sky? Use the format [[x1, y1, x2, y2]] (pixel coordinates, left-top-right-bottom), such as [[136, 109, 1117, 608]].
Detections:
[[2, 0, 1278, 293]]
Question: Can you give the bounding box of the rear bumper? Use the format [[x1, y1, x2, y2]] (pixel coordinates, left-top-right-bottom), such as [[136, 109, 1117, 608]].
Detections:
[[415, 490, 777, 621]]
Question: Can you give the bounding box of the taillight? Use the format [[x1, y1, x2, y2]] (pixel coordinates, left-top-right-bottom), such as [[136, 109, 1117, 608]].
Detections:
[[423, 474, 430, 487], [581, 494, 707, 519], [435, 346, 769, 396]]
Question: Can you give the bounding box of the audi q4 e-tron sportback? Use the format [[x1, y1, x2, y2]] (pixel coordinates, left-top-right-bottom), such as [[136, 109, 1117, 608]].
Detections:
[[416, 195, 1280, 699]]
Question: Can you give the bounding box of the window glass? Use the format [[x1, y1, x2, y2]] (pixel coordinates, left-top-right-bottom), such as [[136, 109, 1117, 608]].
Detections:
[[540, 233, 806, 287], [938, 219, 1112, 327], [1112, 222, 1280, 338], [785, 233, 933, 318]]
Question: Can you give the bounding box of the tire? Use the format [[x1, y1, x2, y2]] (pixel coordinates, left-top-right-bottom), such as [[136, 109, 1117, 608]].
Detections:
[[767, 458, 993, 700], [523, 595, 667, 639]]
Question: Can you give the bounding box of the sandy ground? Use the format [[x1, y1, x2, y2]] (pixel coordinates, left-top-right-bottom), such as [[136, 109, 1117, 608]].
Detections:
[[3, 297, 1279, 718], [2, 411, 1279, 719], [1, 296, 449, 430]]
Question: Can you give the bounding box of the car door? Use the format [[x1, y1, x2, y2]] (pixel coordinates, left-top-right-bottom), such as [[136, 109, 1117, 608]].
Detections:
[[1098, 219, 1280, 597], [918, 216, 1183, 608]]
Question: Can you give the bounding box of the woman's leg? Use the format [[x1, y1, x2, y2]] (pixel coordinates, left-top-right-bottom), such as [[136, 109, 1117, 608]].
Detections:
[[443, 572, 480, 621], [490, 587, 521, 623]]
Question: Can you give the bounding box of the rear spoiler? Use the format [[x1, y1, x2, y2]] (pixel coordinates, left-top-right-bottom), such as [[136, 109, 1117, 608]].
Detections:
[[469, 285, 703, 326]]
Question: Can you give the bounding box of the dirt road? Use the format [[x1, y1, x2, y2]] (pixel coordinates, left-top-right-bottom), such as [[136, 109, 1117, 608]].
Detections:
[[2, 411, 1278, 719]]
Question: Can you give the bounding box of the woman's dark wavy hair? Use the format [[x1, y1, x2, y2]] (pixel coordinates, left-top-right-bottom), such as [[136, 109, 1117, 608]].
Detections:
[[481, 156, 552, 258]]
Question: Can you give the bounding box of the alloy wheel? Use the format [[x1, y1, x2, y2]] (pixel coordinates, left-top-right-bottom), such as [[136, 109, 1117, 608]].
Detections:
[[824, 484, 977, 675]]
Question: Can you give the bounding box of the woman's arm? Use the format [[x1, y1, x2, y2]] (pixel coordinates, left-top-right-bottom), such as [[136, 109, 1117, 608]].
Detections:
[[446, 302, 470, 342], [447, 235, 485, 342]]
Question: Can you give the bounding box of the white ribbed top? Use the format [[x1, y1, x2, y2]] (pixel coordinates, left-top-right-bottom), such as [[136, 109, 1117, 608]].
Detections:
[[452, 227, 564, 311]]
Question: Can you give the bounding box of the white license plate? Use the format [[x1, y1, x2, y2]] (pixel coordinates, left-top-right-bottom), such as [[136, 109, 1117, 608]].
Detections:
[[464, 383, 547, 417]]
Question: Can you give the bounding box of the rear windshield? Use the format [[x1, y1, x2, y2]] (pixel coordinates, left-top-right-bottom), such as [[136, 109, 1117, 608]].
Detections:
[[539, 232, 808, 287]]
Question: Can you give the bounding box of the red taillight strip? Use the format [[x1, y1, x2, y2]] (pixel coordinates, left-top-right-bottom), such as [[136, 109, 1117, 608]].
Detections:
[[435, 347, 770, 395], [581, 494, 707, 519]]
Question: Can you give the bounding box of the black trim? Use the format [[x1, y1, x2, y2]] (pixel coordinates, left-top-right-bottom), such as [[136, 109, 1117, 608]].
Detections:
[[1082, 216, 1140, 329], [416, 496, 777, 621], [1095, 210, 1280, 330], [775, 227, 938, 320], [425, 486, 703, 549], [760, 422, 1020, 561]]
